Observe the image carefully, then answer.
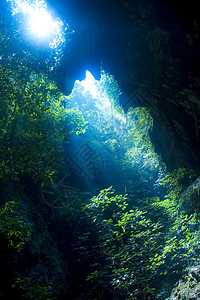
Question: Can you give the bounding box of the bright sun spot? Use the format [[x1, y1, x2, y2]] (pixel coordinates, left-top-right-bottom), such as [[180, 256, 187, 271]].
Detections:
[[29, 9, 57, 38], [9, 0, 65, 47]]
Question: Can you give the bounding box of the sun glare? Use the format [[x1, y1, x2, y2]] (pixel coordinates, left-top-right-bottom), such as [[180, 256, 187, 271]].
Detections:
[[29, 9, 57, 38], [9, 0, 65, 47]]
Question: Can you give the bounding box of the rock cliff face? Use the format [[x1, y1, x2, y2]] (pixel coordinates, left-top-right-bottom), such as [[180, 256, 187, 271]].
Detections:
[[170, 265, 200, 299], [0, 184, 71, 299], [48, 0, 200, 171]]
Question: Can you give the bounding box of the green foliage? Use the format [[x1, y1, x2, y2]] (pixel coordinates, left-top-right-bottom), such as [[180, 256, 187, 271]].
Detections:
[[64, 72, 200, 298], [65, 107, 88, 135], [68, 70, 162, 191], [1, 6, 200, 299], [0, 52, 86, 184], [120, 107, 162, 190], [0, 1, 84, 184], [0, 200, 31, 251], [98, 69, 122, 110], [153, 168, 194, 223], [72, 169, 200, 299], [13, 276, 54, 300], [83, 187, 164, 299], [0, 68, 61, 182], [151, 169, 200, 277]]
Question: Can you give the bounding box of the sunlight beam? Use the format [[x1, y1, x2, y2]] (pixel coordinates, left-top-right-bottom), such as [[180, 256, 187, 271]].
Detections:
[[81, 70, 99, 98]]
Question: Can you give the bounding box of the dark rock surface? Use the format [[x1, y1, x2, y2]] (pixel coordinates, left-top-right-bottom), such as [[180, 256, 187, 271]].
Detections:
[[0, 184, 71, 299], [48, 0, 200, 171]]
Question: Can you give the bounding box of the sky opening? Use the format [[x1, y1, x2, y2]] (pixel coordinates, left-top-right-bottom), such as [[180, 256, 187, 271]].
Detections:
[[8, 0, 65, 48]]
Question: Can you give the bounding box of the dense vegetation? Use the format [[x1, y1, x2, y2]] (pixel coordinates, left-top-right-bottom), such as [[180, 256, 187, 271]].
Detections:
[[1, 1, 200, 299]]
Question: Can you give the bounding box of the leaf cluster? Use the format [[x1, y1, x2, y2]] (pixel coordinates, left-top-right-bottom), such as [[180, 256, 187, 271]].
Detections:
[[0, 200, 31, 251], [13, 276, 54, 300], [83, 187, 164, 299]]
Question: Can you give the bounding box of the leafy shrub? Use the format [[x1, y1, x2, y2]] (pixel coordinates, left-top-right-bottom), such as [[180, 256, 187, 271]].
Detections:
[[83, 187, 165, 299], [0, 200, 31, 251], [13, 276, 54, 300]]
